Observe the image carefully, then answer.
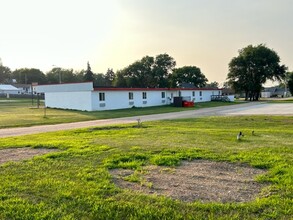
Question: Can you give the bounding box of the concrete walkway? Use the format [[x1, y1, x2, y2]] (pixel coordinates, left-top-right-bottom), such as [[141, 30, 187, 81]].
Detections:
[[1, 102, 292, 138]]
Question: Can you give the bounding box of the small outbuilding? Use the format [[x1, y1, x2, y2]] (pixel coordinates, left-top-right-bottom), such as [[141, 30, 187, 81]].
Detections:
[[0, 84, 20, 95], [35, 82, 224, 111]]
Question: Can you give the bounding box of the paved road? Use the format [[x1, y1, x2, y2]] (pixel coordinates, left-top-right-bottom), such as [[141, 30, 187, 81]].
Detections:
[[1, 102, 292, 138]]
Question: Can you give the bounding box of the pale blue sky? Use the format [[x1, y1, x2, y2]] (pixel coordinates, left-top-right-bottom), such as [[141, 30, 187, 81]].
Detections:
[[1, 0, 292, 85]]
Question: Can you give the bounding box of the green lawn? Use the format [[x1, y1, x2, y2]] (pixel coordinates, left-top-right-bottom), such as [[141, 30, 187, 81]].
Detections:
[[0, 98, 240, 128], [0, 116, 292, 219], [265, 98, 293, 103]]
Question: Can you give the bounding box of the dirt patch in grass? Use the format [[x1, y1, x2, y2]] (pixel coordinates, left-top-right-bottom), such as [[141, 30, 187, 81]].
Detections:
[[110, 160, 268, 203], [0, 148, 59, 165]]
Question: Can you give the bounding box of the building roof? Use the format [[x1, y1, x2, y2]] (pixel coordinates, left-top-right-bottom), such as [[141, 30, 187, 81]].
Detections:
[[263, 86, 286, 93], [94, 87, 221, 91], [0, 84, 20, 91], [36, 82, 222, 93], [12, 84, 31, 89]]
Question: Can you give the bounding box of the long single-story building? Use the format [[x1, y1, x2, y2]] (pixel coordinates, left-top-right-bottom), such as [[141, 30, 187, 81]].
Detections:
[[35, 82, 227, 111]]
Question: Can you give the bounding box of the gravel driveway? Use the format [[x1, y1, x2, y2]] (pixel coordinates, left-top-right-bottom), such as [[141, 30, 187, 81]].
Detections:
[[1, 102, 292, 138]]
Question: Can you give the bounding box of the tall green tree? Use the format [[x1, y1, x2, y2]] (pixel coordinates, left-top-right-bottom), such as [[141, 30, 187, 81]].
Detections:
[[227, 44, 287, 101], [93, 73, 108, 86], [171, 66, 207, 88], [105, 68, 115, 86], [152, 53, 176, 87], [287, 72, 293, 96], [83, 62, 95, 82], [113, 70, 128, 87], [11, 68, 47, 84], [205, 81, 219, 88], [0, 65, 12, 83], [46, 68, 79, 84], [114, 56, 154, 88], [113, 53, 176, 88]]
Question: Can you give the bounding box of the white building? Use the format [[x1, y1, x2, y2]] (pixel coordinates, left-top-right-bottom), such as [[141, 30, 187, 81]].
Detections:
[[12, 84, 33, 94], [35, 82, 223, 111], [0, 84, 20, 95]]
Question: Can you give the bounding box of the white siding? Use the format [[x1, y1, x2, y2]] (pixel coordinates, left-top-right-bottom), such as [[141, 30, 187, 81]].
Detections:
[[261, 92, 271, 98], [45, 91, 92, 111], [91, 90, 168, 111], [36, 82, 93, 93], [0, 85, 20, 94], [36, 82, 224, 111], [227, 95, 235, 101]]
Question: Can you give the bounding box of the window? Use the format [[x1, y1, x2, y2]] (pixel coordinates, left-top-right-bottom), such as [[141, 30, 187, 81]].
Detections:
[[99, 92, 105, 101], [179, 91, 182, 97], [199, 91, 202, 96], [142, 92, 147, 99], [192, 91, 195, 96], [129, 92, 133, 100], [161, 92, 165, 99]]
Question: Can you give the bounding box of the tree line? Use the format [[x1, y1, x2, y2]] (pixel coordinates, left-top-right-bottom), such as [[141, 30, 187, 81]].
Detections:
[[1, 46, 292, 99], [0, 54, 215, 88]]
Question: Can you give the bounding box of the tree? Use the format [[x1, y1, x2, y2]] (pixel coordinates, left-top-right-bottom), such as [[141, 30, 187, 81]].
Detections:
[[105, 68, 115, 86], [83, 62, 95, 82], [11, 68, 47, 84], [94, 73, 108, 86], [114, 56, 154, 88], [112, 53, 176, 88], [171, 66, 208, 88], [227, 44, 287, 101], [113, 70, 128, 87], [205, 81, 219, 88], [288, 72, 293, 96], [0, 65, 12, 83], [152, 53, 176, 87], [46, 68, 79, 84]]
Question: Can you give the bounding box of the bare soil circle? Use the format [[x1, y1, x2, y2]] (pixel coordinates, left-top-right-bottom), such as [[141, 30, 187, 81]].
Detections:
[[0, 148, 58, 165], [110, 160, 267, 203]]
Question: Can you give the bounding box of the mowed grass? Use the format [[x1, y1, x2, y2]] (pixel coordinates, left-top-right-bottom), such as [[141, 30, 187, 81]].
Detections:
[[0, 116, 292, 219], [266, 98, 293, 103], [0, 98, 240, 128]]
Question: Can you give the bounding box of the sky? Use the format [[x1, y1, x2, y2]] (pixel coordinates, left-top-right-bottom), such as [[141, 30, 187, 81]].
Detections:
[[1, 0, 292, 85]]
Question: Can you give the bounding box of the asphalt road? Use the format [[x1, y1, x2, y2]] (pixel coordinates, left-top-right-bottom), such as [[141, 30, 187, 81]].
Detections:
[[1, 102, 292, 138]]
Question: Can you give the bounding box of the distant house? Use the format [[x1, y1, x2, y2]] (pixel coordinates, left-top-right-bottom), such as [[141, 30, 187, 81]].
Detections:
[[261, 86, 290, 98], [0, 84, 20, 95], [35, 82, 224, 111], [12, 84, 33, 94]]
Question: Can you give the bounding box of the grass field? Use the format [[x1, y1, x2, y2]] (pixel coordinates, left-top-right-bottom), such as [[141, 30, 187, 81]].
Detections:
[[0, 116, 292, 219], [0, 98, 240, 128]]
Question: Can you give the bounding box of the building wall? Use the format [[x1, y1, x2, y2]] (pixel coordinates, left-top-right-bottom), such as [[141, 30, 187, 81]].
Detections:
[[45, 91, 92, 111], [171, 90, 222, 103], [91, 89, 223, 111], [36, 82, 93, 93], [91, 90, 169, 111], [261, 92, 271, 98], [36, 82, 224, 111], [227, 95, 235, 101], [0, 89, 20, 95]]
